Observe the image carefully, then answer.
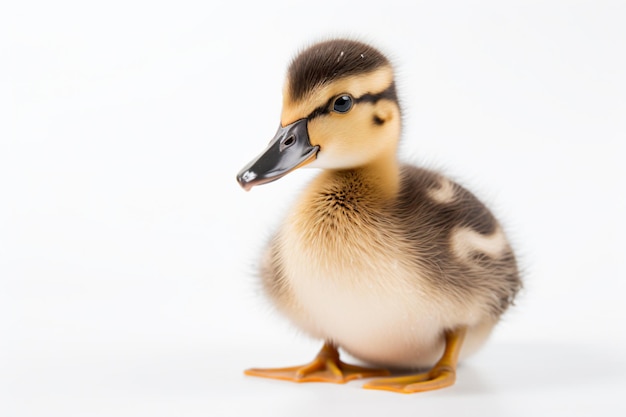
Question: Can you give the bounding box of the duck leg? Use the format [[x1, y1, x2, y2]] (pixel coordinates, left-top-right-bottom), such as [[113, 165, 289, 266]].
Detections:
[[363, 326, 467, 393], [245, 342, 390, 383]]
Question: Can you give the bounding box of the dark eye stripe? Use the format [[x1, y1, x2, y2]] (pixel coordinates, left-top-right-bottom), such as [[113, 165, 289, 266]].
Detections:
[[355, 82, 398, 105], [306, 98, 334, 120], [305, 82, 397, 120]]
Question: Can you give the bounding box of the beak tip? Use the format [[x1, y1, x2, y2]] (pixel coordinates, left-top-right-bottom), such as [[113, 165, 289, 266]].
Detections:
[[236, 170, 258, 191], [236, 178, 251, 192]]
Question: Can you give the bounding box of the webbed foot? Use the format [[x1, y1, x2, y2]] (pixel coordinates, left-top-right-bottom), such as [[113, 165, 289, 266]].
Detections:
[[363, 364, 456, 393], [363, 326, 467, 393], [245, 342, 390, 383]]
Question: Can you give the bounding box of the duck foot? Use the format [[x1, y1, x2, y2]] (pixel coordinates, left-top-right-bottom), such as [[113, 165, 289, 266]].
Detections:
[[364, 326, 467, 393], [363, 365, 456, 393], [245, 342, 390, 383]]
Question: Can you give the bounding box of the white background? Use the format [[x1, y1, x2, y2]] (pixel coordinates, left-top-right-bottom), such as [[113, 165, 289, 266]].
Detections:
[[1, 1, 625, 416]]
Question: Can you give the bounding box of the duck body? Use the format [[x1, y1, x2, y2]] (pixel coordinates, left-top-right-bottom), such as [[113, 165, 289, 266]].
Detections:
[[237, 38, 521, 392], [262, 165, 517, 369]]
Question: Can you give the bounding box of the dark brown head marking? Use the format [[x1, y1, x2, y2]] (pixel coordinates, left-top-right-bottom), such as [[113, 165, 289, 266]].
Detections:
[[287, 39, 390, 101]]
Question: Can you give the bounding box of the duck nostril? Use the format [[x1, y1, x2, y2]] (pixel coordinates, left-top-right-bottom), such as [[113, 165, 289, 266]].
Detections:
[[283, 136, 295, 147]]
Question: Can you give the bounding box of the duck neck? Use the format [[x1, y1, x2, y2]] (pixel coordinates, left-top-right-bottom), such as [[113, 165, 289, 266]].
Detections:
[[324, 149, 401, 202]]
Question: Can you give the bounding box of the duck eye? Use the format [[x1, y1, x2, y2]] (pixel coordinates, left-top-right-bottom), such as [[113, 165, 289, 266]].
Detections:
[[333, 95, 353, 113]]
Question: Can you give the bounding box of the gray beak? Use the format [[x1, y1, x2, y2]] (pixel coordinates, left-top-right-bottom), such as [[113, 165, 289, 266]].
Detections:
[[236, 118, 319, 191]]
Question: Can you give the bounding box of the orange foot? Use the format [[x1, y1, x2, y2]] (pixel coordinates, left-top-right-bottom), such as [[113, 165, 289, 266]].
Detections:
[[245, 342, 390, 383], [363, 364, 456, 393], [364, 326, 467, 393]]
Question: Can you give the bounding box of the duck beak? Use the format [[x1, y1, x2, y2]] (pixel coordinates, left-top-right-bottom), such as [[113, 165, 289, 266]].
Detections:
[[236, 118, 319, 191]]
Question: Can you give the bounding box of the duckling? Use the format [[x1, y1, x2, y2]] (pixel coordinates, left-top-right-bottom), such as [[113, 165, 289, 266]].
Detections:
[[236, 39, 521, 393]]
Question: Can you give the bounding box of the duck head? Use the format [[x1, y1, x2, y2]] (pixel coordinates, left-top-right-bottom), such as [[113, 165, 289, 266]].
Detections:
[[237, 39, 401, 191]]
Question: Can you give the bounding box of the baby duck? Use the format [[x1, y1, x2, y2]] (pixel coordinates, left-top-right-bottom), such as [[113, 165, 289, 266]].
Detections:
[[236, 39, 521, 393]]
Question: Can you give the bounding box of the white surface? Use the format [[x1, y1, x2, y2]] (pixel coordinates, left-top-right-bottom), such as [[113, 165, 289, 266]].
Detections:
[[1, 1, 625, 416]]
